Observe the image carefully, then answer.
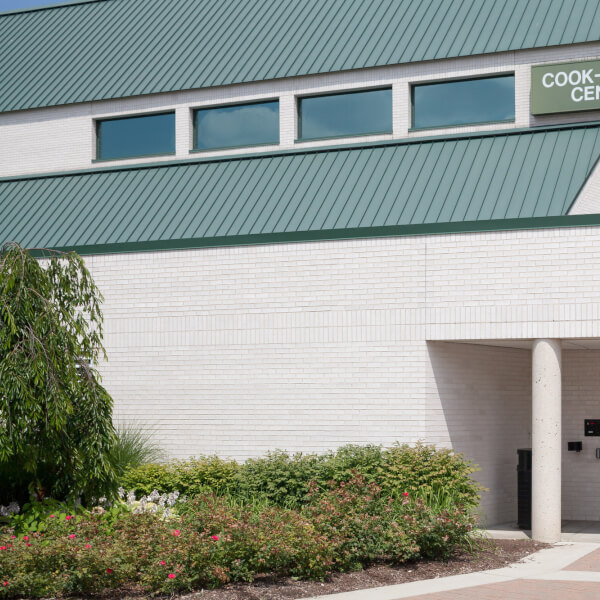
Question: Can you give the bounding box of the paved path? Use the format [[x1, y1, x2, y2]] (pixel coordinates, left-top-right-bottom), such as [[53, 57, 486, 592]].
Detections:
[[301, 542, 600, 600]]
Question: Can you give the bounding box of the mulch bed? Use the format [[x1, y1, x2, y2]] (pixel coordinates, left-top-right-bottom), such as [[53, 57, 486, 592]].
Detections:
[[165, 539, 547, 600], [79, 540, 546, 600]]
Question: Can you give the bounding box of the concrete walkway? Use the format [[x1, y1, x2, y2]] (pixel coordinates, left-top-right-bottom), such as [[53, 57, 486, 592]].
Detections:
[[488, 520, 600, 543], [300, 542, 600, 600]]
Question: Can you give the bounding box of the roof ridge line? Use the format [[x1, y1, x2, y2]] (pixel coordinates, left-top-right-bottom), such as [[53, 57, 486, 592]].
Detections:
[[2, 121, 600, 184], [0, 0, 110, 18]]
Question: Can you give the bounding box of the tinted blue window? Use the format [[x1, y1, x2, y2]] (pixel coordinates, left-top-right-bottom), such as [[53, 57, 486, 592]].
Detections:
[[195, 101, 279, 150], [299, 88, 392, 140], [97, 112, 175, 160], [412, 75, 515, 130]]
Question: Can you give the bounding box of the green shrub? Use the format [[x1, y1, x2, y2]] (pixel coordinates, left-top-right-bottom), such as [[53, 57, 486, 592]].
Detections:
[[121, 456, 239, 497], [322, 444, 384, 485], [238, 451, 325, 506], [379, 443, 483, 508], [120, 443, 483, 511]]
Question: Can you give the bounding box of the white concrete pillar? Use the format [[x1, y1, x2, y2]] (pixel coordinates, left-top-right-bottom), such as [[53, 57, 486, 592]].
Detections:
[[531, 338, 562, 543]]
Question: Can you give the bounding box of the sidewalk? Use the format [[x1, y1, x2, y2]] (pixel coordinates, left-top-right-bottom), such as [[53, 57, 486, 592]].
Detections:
[[300, 542, 600, 600]]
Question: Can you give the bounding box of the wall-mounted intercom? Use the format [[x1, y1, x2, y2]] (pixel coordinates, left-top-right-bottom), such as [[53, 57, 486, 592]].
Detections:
[[585, 420, 600, 436]]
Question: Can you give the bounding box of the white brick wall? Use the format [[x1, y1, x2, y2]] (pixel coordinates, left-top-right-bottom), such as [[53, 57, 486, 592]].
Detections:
[[84, 223, 600, 524], [2, 41, 600, 178]]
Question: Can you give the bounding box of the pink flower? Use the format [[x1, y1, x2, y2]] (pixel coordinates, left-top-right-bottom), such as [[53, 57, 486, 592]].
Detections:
[[160, 560, 166, 566], [26, 543, 32, 547], [211, 535, 219, 541], [69, 534, 76, 539], [49, 515, 55, 518], [403, 492, 410, 497], [10, 536, 15, 540], [65, 515, 73, 521], [22, 536, 29, 541], [0, 547, 6, 551], [172, 529, 181, 537], [2, 582, 8, 587], [85, 544, 92, 549], [106, 568, 113, 575], [168, 573, 176, 579]]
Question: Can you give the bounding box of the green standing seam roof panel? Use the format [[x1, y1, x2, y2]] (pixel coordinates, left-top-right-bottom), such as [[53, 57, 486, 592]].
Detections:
[[2, 123, 600, 254], [1, 0, 600, 113]]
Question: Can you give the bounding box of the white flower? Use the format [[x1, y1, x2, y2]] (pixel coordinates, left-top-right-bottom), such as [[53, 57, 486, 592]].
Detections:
[[126, 491, 136, 505], [117, 487, 125, 499], [148, 490, 160, 502]]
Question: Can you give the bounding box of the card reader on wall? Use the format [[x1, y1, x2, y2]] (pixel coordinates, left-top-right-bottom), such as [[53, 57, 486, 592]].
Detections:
[[568, 441, 583, 452], [585, 420, 600, 436]]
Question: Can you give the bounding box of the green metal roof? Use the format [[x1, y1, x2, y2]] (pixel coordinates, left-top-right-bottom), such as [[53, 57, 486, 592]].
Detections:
[[1, 0, 600, 113], [1, 123, 600, 254]]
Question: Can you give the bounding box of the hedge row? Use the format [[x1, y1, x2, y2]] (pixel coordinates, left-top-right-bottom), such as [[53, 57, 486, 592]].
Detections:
[[121, 443, 484, 508]]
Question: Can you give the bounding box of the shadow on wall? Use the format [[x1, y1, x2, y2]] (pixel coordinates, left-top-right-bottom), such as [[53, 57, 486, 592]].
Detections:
[[426, 341, 531, 527], [562, 350, 600, 521]]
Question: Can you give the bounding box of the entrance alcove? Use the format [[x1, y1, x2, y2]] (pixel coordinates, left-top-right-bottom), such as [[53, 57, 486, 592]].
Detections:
[[427, 340, 600, 540]]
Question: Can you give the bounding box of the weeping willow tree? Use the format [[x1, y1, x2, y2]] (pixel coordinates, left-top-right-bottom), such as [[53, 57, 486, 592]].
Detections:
[[0, 242, 116, 503]]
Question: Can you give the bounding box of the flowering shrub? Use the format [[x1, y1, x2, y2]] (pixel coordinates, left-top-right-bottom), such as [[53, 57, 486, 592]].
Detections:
[[304, 476, 422, 571], [0, 511, 221, 597], [0, 478, 481, 598], [179, 495, 334, 581], [406, 500, 478, 560], [0, 496, 334, 597]]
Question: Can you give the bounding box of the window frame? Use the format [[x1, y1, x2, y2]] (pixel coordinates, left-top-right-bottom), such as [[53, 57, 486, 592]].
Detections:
[[94, 110, 177, 162], [410, 73, 516, 132], [296, 86, 394, 143], [191, 98, 280, 153]]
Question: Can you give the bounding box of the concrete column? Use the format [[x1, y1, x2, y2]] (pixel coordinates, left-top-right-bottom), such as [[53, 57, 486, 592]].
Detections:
[[531, 338, 562, 543]]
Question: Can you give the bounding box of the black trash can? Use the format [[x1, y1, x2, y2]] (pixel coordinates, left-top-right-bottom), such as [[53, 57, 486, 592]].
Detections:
[[517, 448, 532, 529]]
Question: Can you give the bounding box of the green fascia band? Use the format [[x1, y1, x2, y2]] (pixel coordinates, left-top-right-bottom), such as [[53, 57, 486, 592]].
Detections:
[[31, 213, 600, 257]]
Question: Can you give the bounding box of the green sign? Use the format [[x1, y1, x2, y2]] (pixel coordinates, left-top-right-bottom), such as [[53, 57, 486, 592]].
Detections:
[[531, 59, 600, 115]]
